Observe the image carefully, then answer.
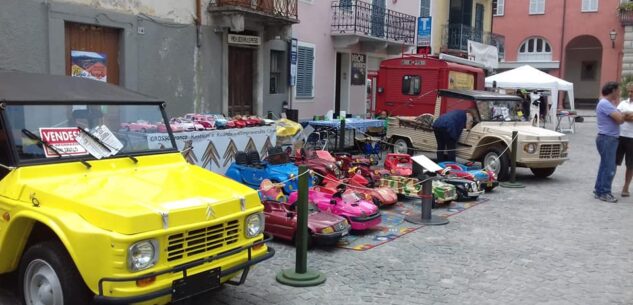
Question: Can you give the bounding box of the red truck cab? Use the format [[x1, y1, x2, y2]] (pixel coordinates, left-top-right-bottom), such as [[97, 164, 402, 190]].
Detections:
[[375, 55, 485, 116]]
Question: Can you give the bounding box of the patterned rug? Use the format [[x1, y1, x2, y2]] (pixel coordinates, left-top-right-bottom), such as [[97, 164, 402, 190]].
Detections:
[[336, 197, 489, 251]]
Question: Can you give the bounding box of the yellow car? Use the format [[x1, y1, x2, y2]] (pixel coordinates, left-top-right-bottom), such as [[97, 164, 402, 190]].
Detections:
[[0, 72, 274, 304]]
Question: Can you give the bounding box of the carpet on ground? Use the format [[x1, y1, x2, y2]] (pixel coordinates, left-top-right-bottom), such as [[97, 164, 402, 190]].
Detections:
[[336, 197, 489, 251]]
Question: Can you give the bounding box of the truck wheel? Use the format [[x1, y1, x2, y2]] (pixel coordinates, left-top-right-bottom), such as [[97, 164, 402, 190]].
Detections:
[[530, 167, 556, 178], [392, 138, 412, 155], [19, 240, 93, 305], [482, 147, 510, 181]]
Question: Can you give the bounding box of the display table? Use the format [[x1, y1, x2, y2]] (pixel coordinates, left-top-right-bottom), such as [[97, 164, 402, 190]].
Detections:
[[145, 126, 277, 174], [307, 118, 385, 133], [555, 110, 577, 134]]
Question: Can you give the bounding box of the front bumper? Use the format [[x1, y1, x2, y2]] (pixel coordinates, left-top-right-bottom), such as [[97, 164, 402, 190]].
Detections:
[[349, 212, 382, 230], [482, 181, 499, 190], [313, 228, 350, 245], [94, 235, 275, 305]]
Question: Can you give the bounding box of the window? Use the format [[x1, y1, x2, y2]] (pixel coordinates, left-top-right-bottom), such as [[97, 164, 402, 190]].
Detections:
[[517, 37, 552, 61], [420, 0, 430, 17], [296, 43, 315, 98], [270, 50, 284, 94], [581, 0, 598, 12], [493, 0, 505, 16], [402, 75, 421, 95], [529, 0, 545, 14]]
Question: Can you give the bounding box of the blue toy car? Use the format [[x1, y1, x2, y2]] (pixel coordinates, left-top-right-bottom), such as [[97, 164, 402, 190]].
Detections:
[[226, 148, 311, 194], [437, 161, 499, 192]]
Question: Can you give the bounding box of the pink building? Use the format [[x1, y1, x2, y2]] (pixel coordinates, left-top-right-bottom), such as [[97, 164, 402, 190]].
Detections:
[[493, 0, 624, 106], [292, 0, 419, 120]]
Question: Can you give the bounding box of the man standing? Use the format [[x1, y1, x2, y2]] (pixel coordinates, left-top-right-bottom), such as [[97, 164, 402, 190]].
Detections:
[[617, 83, 633, 197], [594, 81, 631, 203], [432, 109, 474, 162]]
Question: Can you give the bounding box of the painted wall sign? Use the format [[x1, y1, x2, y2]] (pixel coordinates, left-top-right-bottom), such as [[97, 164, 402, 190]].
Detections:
[[289, 38, 298, 86], [351, 53, 366, 86], [228, 34, 261, 46], [71, 50, 107, 82], [146, 126, 277, 174], [448, 71, 475, 90], [417, 17, 432, 47]]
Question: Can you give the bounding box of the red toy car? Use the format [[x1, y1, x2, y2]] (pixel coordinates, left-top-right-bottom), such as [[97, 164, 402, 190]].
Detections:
[[294, 149, 344, 185], [120, 120, 158, 133], [332, 152, 380, 184], [317, 172, 398, 207], [185, 113, 215, 130], [259, 180, 350, 246], [382, 153, 413, 177], [156, 122, 184, 133]]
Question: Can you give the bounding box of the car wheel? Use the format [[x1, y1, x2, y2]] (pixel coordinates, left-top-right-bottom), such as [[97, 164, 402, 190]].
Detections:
[[141, 128, 147, 133], [312, 174, 323, 186], [19, 240, 93, 305], [482, 147, 510, 181], [530, 167, 556, 178], [484, 186, 495, 192], [392, 138, 412, 155]]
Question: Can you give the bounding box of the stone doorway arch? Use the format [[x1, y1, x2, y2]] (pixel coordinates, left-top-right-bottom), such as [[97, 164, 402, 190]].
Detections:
[[565, 35, 602, 108]]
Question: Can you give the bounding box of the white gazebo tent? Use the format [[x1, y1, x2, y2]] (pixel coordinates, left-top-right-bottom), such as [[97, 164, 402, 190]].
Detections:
[[485, 65, 575, 112]]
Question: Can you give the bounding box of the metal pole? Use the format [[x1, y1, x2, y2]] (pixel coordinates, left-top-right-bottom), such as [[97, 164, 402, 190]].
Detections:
[[405, 175, 448, 225], [501, 131, 525, 188], [295, 165, 308, 274], [510, 130, 518, 183], [339, 119, 346, 151], [276, 166, 326, 286]]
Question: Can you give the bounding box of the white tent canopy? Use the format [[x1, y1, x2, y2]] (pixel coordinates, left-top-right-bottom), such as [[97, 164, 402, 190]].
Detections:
[[485, 65, 575, 112]]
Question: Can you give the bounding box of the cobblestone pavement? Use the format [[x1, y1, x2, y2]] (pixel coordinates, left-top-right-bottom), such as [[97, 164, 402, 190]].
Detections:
[[2, 114, 633, 305]]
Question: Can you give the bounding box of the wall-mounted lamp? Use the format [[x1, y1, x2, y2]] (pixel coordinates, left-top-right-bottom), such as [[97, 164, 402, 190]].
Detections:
[[610, 29, 617, 48]]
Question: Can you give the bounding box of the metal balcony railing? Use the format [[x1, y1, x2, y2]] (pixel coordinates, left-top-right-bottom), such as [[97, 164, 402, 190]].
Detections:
[[442, 23, 505, 58], [620, 11, 633, 26], [210, 0, 298, 20], [331, 0, 416, 45]]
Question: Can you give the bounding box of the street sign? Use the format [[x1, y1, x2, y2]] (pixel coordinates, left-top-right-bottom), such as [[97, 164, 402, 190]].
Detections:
[[417, 17, 432, 47]]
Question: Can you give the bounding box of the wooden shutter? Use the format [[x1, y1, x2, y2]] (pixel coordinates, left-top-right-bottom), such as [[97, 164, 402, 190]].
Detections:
[[296, 46, 314, 98]]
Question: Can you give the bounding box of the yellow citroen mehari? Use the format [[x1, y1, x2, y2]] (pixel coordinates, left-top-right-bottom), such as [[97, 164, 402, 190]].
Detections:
[[0, 71, 273, 305]]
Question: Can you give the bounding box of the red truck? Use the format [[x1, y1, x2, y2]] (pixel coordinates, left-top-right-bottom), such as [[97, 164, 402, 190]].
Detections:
[[373, 55, 485, 116]]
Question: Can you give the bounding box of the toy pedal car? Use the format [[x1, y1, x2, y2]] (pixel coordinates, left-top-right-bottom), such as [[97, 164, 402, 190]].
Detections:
[[437, 161, 499, 192]]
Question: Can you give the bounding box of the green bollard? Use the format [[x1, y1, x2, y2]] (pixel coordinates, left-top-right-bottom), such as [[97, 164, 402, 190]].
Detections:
[[276, 166, 326, 286], [501, 131, 525, 188]]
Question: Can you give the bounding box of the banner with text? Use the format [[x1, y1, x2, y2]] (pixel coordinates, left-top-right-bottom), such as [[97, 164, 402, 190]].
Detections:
[[146, 126, 277, 174]]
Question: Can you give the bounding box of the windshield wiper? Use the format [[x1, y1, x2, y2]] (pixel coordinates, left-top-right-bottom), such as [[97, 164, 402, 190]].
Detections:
[[21, 129, 92, 169], [78, 127, 137, 164]]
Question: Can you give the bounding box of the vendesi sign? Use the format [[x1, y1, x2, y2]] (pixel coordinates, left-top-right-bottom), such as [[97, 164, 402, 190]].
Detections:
[[417, 17, 432, 47], [228, 34, 261, 46]]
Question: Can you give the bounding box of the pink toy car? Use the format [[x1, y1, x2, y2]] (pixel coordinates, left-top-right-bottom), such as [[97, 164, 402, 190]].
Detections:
[[185, 113, 216, 130], [170, 117, 205, 131], [157, 122, 184, 133], [120, 120, 157, 133], [290, 185, 381, 231]]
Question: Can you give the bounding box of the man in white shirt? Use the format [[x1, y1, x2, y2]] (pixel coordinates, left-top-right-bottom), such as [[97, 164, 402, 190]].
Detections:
[[617, 83, 633, 197]]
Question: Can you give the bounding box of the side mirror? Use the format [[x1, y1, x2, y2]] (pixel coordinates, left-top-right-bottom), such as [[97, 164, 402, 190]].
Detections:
[[286, 212, 295, 218], [330, 199, 337, 205]]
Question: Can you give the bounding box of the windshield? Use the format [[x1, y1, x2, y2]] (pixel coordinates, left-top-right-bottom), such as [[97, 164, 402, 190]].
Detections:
[[476, 100, 522, 122], [342, 192, 361, 202], [6, 103, 176, 162]]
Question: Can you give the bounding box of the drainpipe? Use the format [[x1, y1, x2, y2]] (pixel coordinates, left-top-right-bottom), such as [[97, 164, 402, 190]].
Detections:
[[559, 0, 567, 78], [195, 0, 202, 47]]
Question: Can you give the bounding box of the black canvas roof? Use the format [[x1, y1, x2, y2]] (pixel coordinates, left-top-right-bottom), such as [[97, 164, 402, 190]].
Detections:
[[438, 89, 522, 101], [0, 71, 161, 103]]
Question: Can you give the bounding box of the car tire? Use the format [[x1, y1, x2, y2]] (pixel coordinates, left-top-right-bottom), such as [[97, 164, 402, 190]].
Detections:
[[391, 137, 413, 155], [313, 173, 323, 186], [530, 167, 556, 178], [19, 240, 93, 305], [482, 147, 510, 181]]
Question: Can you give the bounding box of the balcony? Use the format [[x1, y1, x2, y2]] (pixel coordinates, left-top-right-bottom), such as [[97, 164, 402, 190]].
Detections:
[[209, 0, 298, 24], [620, 11, 633, 26], [442, 23, 505, 59], [331, 0, 416, 53]]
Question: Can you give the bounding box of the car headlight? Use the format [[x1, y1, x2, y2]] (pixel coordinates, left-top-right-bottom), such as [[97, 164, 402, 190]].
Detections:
[[289, 173, 296, 180], [128, 239, 158, 272], [321, 226, 334, 234], [245, 213, 265, 238], [562, 142, 568, 152], [524, 143, 537, 154]]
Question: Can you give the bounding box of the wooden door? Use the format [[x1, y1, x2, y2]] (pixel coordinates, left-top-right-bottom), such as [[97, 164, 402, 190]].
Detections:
[[65, 22, 120, 85], [229, 46, 254, 115]]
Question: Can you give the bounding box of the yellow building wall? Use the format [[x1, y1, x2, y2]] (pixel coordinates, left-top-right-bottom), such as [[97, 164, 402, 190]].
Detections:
[[430, 0, 492, 55]]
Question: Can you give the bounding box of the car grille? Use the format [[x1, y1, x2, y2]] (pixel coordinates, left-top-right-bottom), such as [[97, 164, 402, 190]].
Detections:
[[539, 144, 562, 159], [166, 220, 240, 262], [446, 189, 456, 198]]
